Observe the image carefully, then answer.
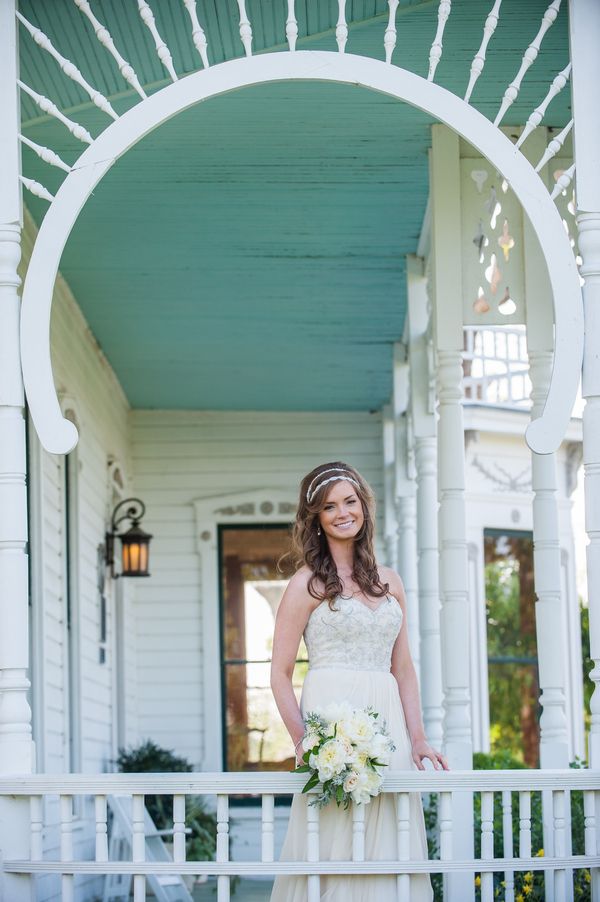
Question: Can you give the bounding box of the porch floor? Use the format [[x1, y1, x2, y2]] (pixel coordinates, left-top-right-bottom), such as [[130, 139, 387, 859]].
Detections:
[[192, 877, 273, 900]]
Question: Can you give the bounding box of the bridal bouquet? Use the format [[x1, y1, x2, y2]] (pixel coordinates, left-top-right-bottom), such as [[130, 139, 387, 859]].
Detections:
[[293, 701, 396, 808]]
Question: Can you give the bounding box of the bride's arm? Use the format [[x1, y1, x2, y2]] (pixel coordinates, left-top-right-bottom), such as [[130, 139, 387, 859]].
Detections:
[[386, 567, 449, 771], [270, 570, 314, 759]]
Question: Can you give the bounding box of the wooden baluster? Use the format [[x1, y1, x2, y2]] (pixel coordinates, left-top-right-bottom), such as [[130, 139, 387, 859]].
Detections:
[[352, 801, 365, 862], [19, 135, 70, 173], [261, 793, 274, 863], [464, 0, 502, 102], [73, 0, 147, 97], [16, 11, 117, 118], [306, 795, 320, 902], [396, 792, 410, 898], [30, 796, 43, 862], [551, 164, 575, 202], [182, 0, 209, 68], [519, 791, 532, 859], [216, 794, 230, 902], [384, 0, 399, 64], [439, 791, 452, 862], [137, 0, 178, 81], [236, 0, 253, 57], [60, 794, 74, 902], [427, 1, 451, 82], [516, 63, 571, 149], [132, 793, 146, 902], [583, 790, 596, 856], [480, 791, 494, 902], [17, 81, 92, 143], [494, 0, 562, 126], [501, 790, 515, 902], [95, 794, 108, 863], [336, 0, 348, 53], [19, 174, 54, 203], [173, 794, 186, 864], [552, 790, 566, 900], [535, 120, 573, 173], [286, 0, 298, 52]]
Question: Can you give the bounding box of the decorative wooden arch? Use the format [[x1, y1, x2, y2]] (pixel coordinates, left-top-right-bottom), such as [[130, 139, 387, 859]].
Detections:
[[20, 51, 582, 455]]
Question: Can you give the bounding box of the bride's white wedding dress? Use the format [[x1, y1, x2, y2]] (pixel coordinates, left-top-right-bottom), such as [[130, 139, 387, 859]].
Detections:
[[270, 594, 433, 901]]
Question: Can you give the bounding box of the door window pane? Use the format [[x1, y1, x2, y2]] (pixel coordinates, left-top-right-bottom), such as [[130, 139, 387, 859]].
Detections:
[[220, 526, 306, 774], [484, 530, 540, 766]]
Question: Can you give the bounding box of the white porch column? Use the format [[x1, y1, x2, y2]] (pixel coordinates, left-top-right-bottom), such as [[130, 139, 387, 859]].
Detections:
[[569, 6, 600, 895], [406, 255, 444, 748], [0, 1, 35, 899], [569, 0, 600, 779], [522, 135, 570, 770], [392, 346, 421, 672], [382, 404, 398, 569], [431, 125, 474, 900]]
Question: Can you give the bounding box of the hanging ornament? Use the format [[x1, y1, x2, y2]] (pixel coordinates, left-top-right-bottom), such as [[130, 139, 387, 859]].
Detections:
[[471, 170, 488, 194], [485, 186, 502, 229], [498, 286, 517, 316], [498, 220, 515, 262], [473, 286, 490, 314], [484, 253, 502, 294], [472, 220, 488, 263]]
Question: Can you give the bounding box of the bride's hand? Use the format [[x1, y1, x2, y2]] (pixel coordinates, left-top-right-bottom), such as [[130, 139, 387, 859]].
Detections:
[[411, 738, 449, 771]]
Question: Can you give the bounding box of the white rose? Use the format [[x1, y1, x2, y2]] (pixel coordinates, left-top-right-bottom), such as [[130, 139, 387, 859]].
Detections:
[[345, 711, 376, 746], [316, 739, 347, 775], [302, 732, 321, 751], [342, 771, 360, 793]]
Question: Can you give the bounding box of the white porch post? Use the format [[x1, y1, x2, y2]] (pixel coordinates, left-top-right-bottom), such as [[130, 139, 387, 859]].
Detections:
[[568, 5, 600, 894], [431, 125, 474, 900], [382, 404, 398, 569], [569, 0, 600, 778], [0, 0, 35, 899], [522, 135, 570, 770], [393, 346, 421, 673], [406, 255, 444, 748]]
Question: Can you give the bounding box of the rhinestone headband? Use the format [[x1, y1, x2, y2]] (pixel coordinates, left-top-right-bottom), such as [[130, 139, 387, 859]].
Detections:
[[306, 469, 360, 504]]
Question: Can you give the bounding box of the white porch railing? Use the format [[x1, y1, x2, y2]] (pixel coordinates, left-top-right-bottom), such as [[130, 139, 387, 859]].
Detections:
[[1, 770, 599, 902], [463, 326, 531, 409]]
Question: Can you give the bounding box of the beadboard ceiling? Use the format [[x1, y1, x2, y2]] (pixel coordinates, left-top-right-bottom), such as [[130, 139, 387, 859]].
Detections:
[[19, 0, 571, 411]]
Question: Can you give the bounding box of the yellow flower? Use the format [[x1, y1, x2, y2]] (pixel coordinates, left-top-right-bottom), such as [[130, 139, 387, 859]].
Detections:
[[585, 870, 591, 883], [474, 875, 481, 887], [517, 894, 524, 902], [536, 848, 544, 857], [524, 871, 533, 883], [523, 885, 532, 896]]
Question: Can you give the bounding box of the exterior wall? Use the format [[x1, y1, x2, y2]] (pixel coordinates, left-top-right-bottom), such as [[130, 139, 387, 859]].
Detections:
[[21, 211, 134, 901], [131, 409, 385, 768], [463, 416, 585, 760]]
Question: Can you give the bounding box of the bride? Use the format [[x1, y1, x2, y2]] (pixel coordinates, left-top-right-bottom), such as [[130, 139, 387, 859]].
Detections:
[[269, 462, 447, 901]]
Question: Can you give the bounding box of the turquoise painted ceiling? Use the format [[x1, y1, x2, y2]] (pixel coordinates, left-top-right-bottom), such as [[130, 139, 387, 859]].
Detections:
[[19, 1, 571, 411]]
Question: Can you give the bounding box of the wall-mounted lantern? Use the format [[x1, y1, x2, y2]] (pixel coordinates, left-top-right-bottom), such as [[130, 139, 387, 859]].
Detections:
[[105, 498, 152, 578]]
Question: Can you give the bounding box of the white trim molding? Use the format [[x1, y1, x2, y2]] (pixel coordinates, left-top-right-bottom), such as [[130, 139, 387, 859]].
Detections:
[[18, 51, 582, 457], [192, 488, 296, 771]]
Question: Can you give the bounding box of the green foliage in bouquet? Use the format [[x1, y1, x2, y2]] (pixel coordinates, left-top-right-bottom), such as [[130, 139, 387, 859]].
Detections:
[[294, 706, 395, 809]]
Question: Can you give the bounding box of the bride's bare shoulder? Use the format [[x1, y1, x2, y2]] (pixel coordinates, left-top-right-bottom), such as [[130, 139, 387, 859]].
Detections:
[[280, 567, 323, 614], [378, 565, 406, 602]]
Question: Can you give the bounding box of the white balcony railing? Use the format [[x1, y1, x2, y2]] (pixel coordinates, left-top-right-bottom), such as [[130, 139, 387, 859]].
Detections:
[[463, 326, 531, 409], [1, 769, 599, 901]]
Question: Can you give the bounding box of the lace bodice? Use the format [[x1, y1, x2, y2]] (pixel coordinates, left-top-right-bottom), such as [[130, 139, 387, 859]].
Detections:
[[303, 595, 403, 672]]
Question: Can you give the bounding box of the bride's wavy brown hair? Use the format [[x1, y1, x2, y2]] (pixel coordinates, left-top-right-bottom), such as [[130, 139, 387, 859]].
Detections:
[[279, 461, 389, 609]]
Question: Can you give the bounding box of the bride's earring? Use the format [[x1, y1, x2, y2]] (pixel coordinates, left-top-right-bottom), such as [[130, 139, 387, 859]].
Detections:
[[317, 525, 321, 536]]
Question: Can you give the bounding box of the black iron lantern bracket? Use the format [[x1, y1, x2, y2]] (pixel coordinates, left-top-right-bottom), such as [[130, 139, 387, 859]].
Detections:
[[105, 497, 152, 579]]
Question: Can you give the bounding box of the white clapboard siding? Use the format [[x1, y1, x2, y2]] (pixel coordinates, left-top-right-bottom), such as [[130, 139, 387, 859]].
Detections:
[[20, 210, 134, 900], [132, 409, 384, 765]]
